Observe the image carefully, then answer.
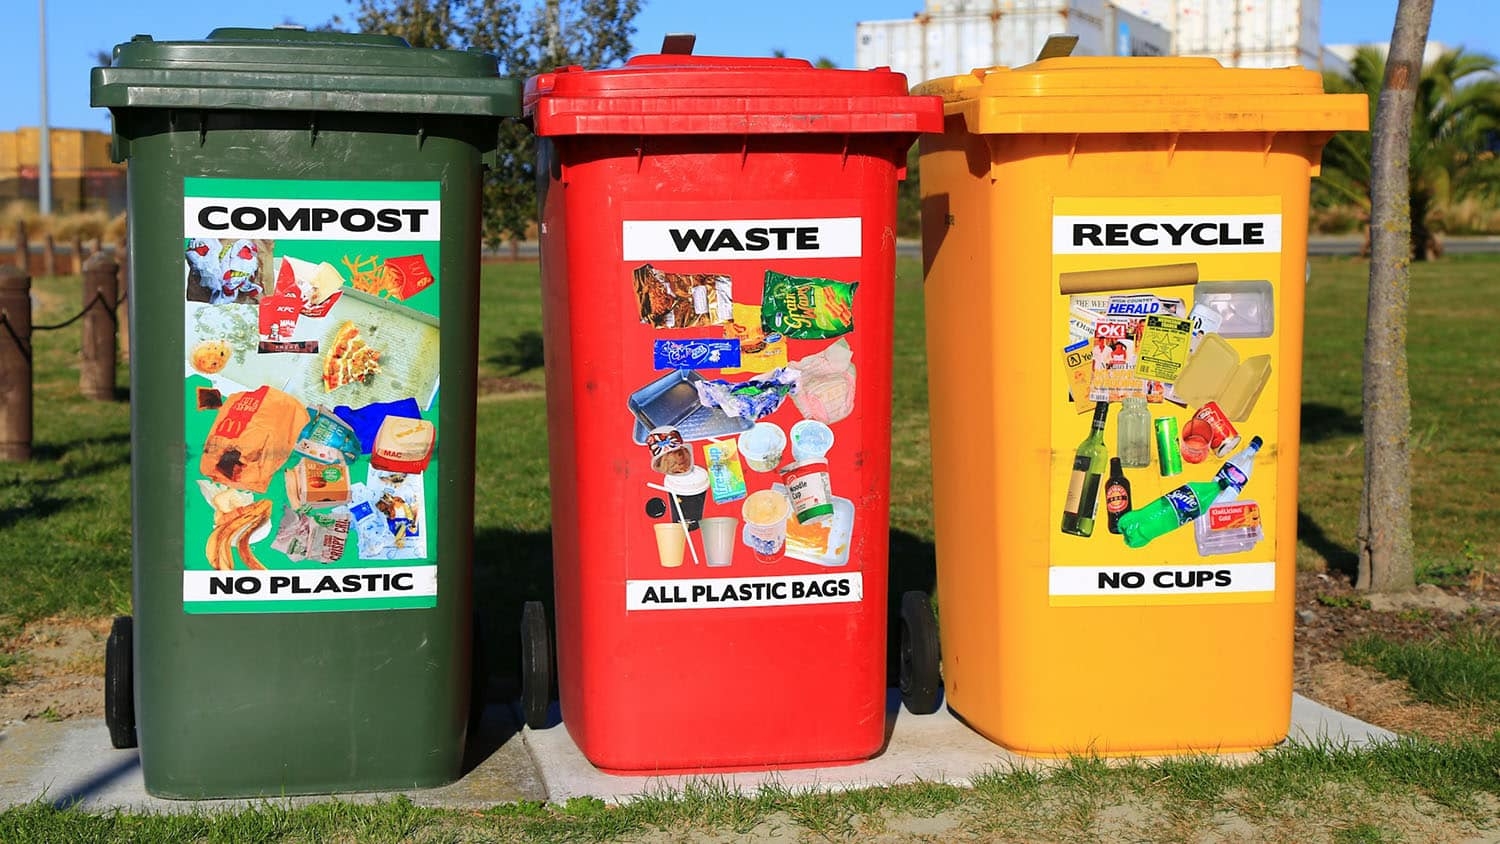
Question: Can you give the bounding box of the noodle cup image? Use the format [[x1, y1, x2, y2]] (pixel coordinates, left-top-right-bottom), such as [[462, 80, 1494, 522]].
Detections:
[[780, 459, 835, 525]]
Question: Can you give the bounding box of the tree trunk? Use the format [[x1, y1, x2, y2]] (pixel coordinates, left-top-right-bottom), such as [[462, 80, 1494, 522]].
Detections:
[[1358, 0, 1431, 593], [1410, 189, 1432, 261]]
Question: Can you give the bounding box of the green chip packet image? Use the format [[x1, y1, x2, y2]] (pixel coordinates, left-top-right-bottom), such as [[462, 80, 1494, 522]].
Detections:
[[761, 270, 857, 340]]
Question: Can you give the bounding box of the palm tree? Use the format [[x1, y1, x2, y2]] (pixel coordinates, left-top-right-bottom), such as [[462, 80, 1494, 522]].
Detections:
[[1317, 46, 1500, 260]]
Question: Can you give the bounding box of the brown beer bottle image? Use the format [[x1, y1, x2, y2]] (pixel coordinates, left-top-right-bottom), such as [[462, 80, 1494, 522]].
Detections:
[[1104, 457, 1133, 535]]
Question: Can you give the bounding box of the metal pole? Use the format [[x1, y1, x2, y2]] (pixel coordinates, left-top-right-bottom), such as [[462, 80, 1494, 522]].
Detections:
[[38, 0, 52, 215]]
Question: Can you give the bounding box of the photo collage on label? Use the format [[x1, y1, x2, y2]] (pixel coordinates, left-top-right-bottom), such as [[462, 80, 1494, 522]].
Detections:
[[184, 237, 441, 573], [628, 264, 861, 571], [1059, 263, 1274, 556]]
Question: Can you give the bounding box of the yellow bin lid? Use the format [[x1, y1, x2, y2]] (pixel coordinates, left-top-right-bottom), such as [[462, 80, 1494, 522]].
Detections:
[[913, 57, 1368, 135]]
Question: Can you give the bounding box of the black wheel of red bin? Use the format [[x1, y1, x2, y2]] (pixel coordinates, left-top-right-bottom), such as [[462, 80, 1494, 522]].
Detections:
[[520, 601, 552, 730], [104, 615, 138, 749], [899, 591, 942, 715]]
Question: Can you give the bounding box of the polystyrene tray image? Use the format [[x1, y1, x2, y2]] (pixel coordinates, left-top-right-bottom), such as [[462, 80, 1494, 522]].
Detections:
[[628, 368, 753, 444]]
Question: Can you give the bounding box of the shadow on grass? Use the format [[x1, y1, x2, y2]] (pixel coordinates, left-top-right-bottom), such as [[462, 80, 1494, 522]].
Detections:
[[1301, 402, 1362, 443], [488, 330, 545, 377], [1299, 509, 1359, 584], [0, 492, 77, 530]]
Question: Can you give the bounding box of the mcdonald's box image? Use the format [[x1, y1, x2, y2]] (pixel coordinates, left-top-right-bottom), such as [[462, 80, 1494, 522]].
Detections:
[[916, 57, 1366, 757], [526, 49, 941, 773], [93, 27, 517, 798]]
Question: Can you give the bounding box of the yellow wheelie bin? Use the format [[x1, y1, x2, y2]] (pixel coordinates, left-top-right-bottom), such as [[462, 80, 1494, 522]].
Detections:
[[912, 57, 1366, 756]]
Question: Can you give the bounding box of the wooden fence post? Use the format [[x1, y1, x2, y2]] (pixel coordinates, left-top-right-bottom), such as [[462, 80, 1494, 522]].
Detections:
[[14, 220, 28, 272], [81, 253, 119, 401], [44, 233, 57, 278], [116, 233, 130, 362], [73, 234, 87, 273], [0, 266, 32, 461]]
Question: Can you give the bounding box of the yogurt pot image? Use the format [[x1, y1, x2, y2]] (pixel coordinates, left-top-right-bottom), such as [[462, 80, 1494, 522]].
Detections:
[[789, 419, 834, 462], [741, 488, 791, 562], [738, 422, 787, 473]]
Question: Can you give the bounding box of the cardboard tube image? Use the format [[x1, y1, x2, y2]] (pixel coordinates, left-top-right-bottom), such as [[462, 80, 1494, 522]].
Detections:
[[1058, 262, 1199, 295]]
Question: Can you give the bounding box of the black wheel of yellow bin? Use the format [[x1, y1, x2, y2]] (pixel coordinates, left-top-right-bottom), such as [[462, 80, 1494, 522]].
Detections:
[[105, 615, 137, 749], [900, 591, 942, 715], [520, 601, 552, 730]]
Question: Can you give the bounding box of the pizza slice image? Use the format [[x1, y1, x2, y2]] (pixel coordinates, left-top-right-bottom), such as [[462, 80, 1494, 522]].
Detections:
[[322, 321, 383, 392]]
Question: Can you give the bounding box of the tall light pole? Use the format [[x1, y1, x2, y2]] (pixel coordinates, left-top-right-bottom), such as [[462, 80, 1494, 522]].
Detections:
[[38, 0, 52, 215]]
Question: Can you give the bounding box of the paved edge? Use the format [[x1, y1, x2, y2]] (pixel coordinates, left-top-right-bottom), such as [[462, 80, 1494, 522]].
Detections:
[[0, 692, 1398, 811]]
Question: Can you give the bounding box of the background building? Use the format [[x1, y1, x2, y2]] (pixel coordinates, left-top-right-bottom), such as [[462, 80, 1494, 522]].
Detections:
[[0, 127, 125, 215], [857, 1, 1170, 86], [857, 0, 1329, 86]]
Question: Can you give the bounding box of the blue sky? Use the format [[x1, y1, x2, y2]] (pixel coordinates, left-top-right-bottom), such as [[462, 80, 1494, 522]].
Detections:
[[5, 0, 1497, 132]]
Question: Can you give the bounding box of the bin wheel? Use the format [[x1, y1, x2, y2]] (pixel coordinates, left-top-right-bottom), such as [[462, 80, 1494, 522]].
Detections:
[[469, 610, 489, 739], [104, 615, 137, 749], [520, 601, 552, 730], [899, 591, 942, 715]]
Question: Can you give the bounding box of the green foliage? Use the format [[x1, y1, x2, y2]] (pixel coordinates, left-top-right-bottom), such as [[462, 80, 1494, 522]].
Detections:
[[1317, 46, 1500, 259], [338, 0, 642, 246], [1345, 624, 1500, 714], [1318, 593, 1372, 610]]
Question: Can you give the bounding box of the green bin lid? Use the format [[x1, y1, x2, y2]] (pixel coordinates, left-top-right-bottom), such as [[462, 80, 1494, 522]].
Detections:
[[91, 26, 521, 117]]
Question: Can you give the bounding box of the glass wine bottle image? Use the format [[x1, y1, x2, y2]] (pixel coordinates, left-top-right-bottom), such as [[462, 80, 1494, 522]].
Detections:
[[1061, 402, 1111, 537]]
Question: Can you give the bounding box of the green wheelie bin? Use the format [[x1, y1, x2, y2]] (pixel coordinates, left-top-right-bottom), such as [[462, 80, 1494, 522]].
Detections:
[[91, 27, 519, 798]]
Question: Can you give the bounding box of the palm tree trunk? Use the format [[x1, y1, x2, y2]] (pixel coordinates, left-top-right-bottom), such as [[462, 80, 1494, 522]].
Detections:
[[1410, 190, 1432, 261], [1358, 0, 1431, 592]]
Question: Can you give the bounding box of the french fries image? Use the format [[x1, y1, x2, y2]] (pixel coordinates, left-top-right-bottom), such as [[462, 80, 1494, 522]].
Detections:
[[206, 499, 273, 571]]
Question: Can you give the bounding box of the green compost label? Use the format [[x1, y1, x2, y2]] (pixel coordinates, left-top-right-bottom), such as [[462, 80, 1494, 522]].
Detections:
[[181, 178, 442, 614]]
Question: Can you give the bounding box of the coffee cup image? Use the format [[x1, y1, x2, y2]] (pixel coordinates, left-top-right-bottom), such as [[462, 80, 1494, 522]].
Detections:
[[662, 466, 710, 530], [738, 422, 787, 473], [653, 522, 686, 568], [699, 517, 738, 567]]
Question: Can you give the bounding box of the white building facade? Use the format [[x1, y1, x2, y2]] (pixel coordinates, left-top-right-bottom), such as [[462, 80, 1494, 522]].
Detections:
[[856, 0, 1328, 87]]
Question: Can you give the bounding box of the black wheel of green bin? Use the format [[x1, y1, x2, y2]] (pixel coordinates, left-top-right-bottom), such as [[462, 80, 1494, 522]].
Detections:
[[104, 615, 137, 749], [900, 591, 942, 715], [520, 601, 552, 730]]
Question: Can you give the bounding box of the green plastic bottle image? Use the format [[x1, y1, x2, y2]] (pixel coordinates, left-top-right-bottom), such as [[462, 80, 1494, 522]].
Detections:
[[1117, 477, 1228, 548], [1061, 402, 1111, 537]]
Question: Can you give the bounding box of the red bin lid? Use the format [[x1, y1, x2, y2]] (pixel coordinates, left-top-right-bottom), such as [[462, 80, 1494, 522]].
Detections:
[[525, 53, 943, 137]]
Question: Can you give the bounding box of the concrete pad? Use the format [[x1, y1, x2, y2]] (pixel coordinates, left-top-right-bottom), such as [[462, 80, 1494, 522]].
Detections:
[[524, 692, 1398, 803], [0, 704, 547, 812], [0, 692, 1395, 811]]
